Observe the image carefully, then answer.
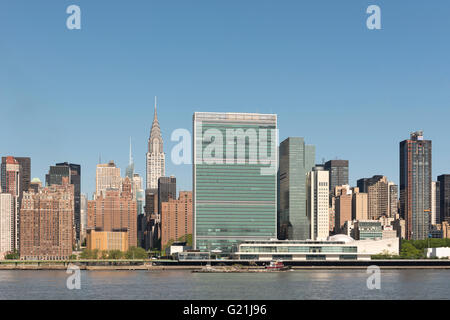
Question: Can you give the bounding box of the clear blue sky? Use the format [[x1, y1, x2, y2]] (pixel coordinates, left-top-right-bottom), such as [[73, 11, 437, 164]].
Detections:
[[1, 0, 449, 198]]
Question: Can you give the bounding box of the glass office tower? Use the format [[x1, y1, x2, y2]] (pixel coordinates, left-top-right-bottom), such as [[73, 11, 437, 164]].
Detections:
[[279, 137, 315, 240], [193, 112, 277, 253]]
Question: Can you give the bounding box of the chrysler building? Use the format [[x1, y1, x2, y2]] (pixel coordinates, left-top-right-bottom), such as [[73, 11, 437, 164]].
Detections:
[[146, 97, 165, 189]]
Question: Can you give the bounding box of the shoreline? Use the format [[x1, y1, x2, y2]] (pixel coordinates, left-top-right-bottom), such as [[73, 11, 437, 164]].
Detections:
[[1, 264, 450, 271]]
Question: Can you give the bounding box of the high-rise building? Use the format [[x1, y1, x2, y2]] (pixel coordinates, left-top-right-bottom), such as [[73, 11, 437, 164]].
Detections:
[[438, 175, 450, 223], [161, 191, 193, 249], [366, 175, 389, 220], [400, 131, 432, 240], [307, 167, 329, 240], [279, 137, 315, 240], [143, 188, 159, 250], [324, 160, 349, 195], [45, 162, 81, 242], [1, 156, 21, 250], [193, 112, 278, 253], [95, 161, 121, 197], [0, 193, 13, 259], [146, 97, 165, 190], [158, 176, 177, 215], [352, 187, 368, 221], [80, 194, 87, 244], [29, 178, 42, 193], [431, 181, 440, 226], [388, 182, 399, 217], [357, 178, 370, 193], [334, 186, 352, 234], [87, 176, 137, 248], [20, 177, 74, 260]]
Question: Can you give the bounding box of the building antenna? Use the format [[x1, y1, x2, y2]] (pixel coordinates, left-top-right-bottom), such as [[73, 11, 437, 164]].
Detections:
[[129, 136, 133, 165]]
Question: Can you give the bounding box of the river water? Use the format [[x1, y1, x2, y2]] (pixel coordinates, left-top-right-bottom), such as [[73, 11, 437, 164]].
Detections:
[[0, 269, 448, 300]]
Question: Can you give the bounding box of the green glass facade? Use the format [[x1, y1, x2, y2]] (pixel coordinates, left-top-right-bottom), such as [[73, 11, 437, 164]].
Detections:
[[279, 137, 315, 240], [193, 112, 278, 253]]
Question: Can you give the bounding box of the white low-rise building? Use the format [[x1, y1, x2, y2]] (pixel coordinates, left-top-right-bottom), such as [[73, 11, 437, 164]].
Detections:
[[233, 235, 400, 261], [426, 247, 450, 259]]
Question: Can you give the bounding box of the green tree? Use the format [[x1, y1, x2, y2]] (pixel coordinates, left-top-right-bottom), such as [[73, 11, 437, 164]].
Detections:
[[5, 250, 19, 260], [125, 247, 147, 259], [108, 250, 124, 260]]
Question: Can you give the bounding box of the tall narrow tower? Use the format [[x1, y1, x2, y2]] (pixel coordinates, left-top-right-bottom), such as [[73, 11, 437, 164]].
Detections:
[[146, 97, 165, 190]]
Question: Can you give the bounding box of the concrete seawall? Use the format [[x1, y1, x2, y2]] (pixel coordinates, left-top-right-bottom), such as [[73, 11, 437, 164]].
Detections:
[[1, 260, 450, 270]]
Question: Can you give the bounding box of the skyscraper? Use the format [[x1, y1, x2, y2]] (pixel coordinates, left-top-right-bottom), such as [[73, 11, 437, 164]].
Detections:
[[307, 166, 329, 240], [193, 112, 277, 253], [0, 193, 13, 259], [279, 137, 315, 240], [158, 176, 177, 216], [388, 182, 399, 217], [334, 186, 352, 234], [366, 175, 389, 220], [325, 160, 349, 195], [400, 131, 432, 240], [87, 176, 137, 248], [437, 174, 450, 223], [1, 156, 21, 250], [352, 187, 368, 221], [161, 191, 193, 249], [95, 161, 121, 197], [20, 177, 74, 260], [146, 97, 165, 190], [431, 181, 440, 226], [45, 162, 81, 242]]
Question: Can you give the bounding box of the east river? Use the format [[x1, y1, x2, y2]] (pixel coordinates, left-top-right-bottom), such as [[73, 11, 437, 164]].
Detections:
[[0, 269, 449, 300]]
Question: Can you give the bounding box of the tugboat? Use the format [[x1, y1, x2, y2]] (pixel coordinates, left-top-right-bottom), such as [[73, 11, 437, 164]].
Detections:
[[265, 260, 290, 271]]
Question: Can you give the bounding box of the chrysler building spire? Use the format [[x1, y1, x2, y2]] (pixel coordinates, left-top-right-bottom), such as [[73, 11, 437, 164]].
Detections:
[[146, 96, 165, 189]]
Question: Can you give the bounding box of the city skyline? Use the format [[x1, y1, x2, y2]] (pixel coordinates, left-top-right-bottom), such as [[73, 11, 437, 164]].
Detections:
[[2, 1, 450, 197]]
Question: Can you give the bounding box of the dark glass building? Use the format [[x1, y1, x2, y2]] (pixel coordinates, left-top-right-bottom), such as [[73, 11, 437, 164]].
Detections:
[[437, 175, 450, 223], [400, 131, 432, 240], [158, 176, 176, 215], [324, 160, 349, 194], [45, 162, 81, 242]]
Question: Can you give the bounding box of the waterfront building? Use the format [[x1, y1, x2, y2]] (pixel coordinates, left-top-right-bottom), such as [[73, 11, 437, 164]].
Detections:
[[87, 177, 137, 248], [437, 175, 450, 223], [0, 193, 13, 259], [431, 181, 440, 226], [86, 229, 128, 252], [233, 236, 399, 261], [146, 97, 165, 190], [400, 131, 432, 240], [193, 112, 278, 253], [352, 187, 368, 221], [279, 137, 315, 240], [45, 162, 81, 242], [324, 160, 349, 194], [20, 177, 74, 260], [95, 161, 121, 197], [307, 167, 329, 240], [0, 156, 21, 250], [161, 191, 193, 249]]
